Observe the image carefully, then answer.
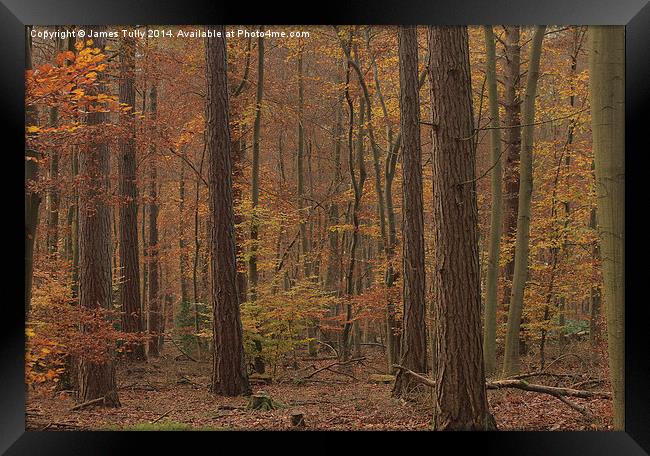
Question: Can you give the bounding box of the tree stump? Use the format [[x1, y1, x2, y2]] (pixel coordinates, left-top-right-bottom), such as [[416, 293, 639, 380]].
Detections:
[[290, 411, 305, 427], [248, 391, 279, 411]]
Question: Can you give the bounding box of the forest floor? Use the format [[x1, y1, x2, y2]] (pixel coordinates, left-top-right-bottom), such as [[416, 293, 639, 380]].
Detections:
[[26, 342, 613, 431]]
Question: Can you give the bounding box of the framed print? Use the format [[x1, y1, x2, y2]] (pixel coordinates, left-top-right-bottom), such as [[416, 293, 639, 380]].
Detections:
[[3, 0, 649, 453]]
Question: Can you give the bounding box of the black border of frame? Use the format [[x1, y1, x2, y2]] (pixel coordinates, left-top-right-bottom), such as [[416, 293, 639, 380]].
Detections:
[[2, 0, 649, 454]]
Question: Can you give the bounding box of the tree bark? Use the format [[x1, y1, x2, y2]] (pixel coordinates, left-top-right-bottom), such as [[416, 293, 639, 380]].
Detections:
[[205, 26, 251, 396], [118, 33, 145, 361], [502, 26, 546, 377], [589, 25, 624, 430], [76, 26, 120, 407], [428, 26, 492, 430], [147, 84, 161, 358], [393, 26, 427, 396], [482, 26, 503, 377]]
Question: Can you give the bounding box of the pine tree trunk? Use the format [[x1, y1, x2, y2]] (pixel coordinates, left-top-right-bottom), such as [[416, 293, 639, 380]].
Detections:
[[502, 26, 546, 377], [589, 25, 624, 430], [205, 26, 251, 396], [118, 34, 145, 361], [393, 26, 427, 396], [76, 26, 120, 407], [482, 26, 503, 377], [428, 25, 492, 430]]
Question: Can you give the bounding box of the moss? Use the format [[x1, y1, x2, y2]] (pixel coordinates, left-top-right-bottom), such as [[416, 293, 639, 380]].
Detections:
[[102, 420, 231, 431]]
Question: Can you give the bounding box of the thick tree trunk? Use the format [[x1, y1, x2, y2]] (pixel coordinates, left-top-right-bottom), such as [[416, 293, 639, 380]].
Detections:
[[428, 26, 492, 430], [76, 26, 120, 407], [147, 85, 161, 358], [589, 25, 624, 430], [205, 26, 251, 396], [118, 34, 145, 361], [482, 26, 503, 377], [393, 26, 427, 397]]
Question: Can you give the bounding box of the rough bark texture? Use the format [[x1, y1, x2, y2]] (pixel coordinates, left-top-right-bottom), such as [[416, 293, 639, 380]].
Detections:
[[428, 26, 491, 430], [589, 25, 624, 430], [393, 26, 427, 396], [76, 26, 120, 407], [147, 84, 161, 358], [205, 26, 251, 396], [118, 34, 145, 361], [502, 26, 546, 377], [482, 26, 502, 377]]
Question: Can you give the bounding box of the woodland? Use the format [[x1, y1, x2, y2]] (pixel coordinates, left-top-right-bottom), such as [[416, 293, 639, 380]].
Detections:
[[24, 24, 624, 431]]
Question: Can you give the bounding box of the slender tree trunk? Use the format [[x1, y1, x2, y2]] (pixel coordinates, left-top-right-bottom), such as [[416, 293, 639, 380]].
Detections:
[[502, 26, 546, 377], [76, 26, 120, 407], [589, 25, 624, 430], [393, 26, 427, 396], [501, 26, 522, 322], [118, 34, 145, 361], [147, 85, 161, 358], [179, 152, 189, 308], [205, 26, 251, 396], [482, 26, 503, 377], [249, 34, 264, 301], [25, 26, 40, 318], [428, 25, 493, 430]]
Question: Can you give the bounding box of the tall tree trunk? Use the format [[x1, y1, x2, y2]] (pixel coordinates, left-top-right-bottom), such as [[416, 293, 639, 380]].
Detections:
[[589, 25, 624, 430], [249, 34, 264, 301], [76, 26, 120, 407], [25, 26, 41, 318], [205, 26, 251, 396], [428, 25, 492, 430], [147, 84, 161, 358], [118, 34, 145, 361], [393, 26, 427, 396], [502, 26, 546, 377], [501, 26, 522, 322], [297, 47, 311, 280], [178, 152, 189, 309], [482, 26, 503, 377]]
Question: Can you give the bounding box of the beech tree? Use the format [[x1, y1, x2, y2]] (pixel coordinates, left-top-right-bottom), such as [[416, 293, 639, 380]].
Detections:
[[589, 25, 624, 430], [502, 26, 546, 377], [205, 25, 251, 396]]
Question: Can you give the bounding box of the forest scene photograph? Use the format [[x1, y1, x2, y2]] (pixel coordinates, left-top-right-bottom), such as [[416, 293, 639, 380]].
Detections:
[[24, 24, 624, 431]]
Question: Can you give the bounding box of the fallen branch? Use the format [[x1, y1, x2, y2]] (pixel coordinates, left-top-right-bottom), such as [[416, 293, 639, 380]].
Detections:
[[302, 357, 366, 380], [151, 409, 174, 424], [169, 337, 198, 362], [70, 397, 105, 411], [393, 365, 609, 420]]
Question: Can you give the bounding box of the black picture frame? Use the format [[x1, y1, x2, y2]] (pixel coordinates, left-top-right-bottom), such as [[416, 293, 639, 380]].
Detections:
[[4, 0, 649, 453]]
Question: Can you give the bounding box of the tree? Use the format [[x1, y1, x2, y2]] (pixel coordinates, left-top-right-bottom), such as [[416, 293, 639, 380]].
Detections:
[[205, 26, 251, 396], [502, 26, 546, 377], [393, 25, 427, 397], [589, 25, 624, 430], [76, 26, 120, 407], [482, 26, 503, 377], [118, 34, 145, 361], [147, 84, 161, 358], [428, 25, 492, 430], [25, 26, 40, 318], [249, 33, 264, 302]]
